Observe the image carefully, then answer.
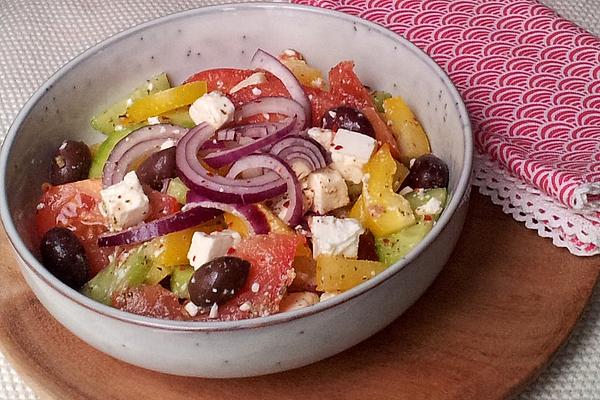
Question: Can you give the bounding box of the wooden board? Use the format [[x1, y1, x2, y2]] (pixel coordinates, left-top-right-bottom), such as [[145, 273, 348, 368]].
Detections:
[[0, 191, 597, 400]]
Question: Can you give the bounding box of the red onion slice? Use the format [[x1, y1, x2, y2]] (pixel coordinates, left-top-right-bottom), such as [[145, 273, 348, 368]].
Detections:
[[251, 49, 312, 126], [102, 124, 187, 187], [216, 121, 283, 141], [234, 97, 306, 131], [271, 136, 328, 169], [186, 192, 270, 235], [203, 117, 296, 169], [176, 123, 286, 203], [97, 205, 221, 247], [109, 138, 168, 186], [223, 154, 303, 225]]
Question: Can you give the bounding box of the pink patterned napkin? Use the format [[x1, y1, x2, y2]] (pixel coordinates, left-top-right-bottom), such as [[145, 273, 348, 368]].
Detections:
[[293, 0, 600, 213]]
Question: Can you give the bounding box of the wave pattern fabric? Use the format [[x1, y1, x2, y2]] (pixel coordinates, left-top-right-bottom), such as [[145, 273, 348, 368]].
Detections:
[[294, 0, 600, 213]]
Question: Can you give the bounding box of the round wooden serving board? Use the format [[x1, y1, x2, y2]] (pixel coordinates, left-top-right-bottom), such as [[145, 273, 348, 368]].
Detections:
[[0, 191, 597, 400]]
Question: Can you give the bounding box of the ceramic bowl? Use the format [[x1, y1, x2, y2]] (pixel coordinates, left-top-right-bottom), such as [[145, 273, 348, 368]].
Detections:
[[0, 3, 472, 377]]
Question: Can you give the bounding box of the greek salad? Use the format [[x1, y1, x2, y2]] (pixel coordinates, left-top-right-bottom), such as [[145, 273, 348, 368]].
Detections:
[[35, 49, 449, 321]]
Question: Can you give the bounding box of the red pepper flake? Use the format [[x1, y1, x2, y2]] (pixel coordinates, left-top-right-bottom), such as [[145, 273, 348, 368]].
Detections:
[[424, 215, 433, 221], [227, 247, 235, 255], [282, 200, 290, 208], [334, 145, 343, 150]]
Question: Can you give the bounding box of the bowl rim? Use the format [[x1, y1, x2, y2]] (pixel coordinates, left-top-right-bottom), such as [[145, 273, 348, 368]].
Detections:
[[0, 2, 473, 332]]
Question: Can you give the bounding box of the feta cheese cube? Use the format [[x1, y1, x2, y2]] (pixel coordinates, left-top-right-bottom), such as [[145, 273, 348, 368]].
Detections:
[[229, 72, 266, 94], [99, 171, 149, 230], [305, 167, 350, 214], [187, 229, 241, 270], [330, 128, 377, 184], [189, 91, 235, 129], [307, 127, 334, 149], [309, 216, 364, 258]]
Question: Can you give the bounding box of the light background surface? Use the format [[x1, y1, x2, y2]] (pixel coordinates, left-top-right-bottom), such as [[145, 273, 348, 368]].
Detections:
[[0, 1, 598, 398]]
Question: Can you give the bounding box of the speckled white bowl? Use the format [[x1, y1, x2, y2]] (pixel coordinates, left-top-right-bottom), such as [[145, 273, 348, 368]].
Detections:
[[0, 3, 472, 377]]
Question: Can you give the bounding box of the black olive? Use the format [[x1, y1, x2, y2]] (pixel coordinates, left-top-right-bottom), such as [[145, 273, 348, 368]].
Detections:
[[188, 256, 250, 306], [136, 147, 177, 191], [404, 154, 449, 189], [40, 227, 90, 288], [358, 232, 379, 261], [321, 106, 374, 137], [49, 140, 91, 185]]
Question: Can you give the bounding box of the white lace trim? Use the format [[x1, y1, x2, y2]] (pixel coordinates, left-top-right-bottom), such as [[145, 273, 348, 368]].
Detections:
[[473, 152, 599, 257]]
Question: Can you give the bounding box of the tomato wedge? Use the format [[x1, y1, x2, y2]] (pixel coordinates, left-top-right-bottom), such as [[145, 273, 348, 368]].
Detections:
[[195, 233, 302, 321], [184, 68, 289, 106], [35, 180, 111, 276]]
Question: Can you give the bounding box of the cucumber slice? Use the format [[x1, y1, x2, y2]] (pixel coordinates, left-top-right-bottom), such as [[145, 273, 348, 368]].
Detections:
[[170, 265, 194, 299], [145, 264, 174, 286], [159, 107, 195, 128], [81, 245, 152, 305], [91, 73, 171, 135], [371, 90, 392, 113], [166, 177, 189, 205], [375, 221, 433, 266], [404, 188, 447, 221], [88, 126, 141, 179]]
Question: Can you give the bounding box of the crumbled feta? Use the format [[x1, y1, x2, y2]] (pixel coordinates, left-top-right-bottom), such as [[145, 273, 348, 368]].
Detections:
[[239, 301, 252, 312], [187, 229, 241, 270], [307, 127, 334, 149], [99, 171, 149, 230], [409, 158, 416, 168], [251, 282, 260, 293], [279, 292, 320, 312], [189, 91, 235, 129], [251, 87, 262, 96], [309, 216, 364, 258], [229, 72, 267, 94], [330, 128, 377, 184], [305, 167, 349, 214], [283, 48, 299, 57], [160, 138, 176, 150], [147, 116, 161, 125], [208, 303, 219, 319], [415, 197, 442, 216], [398, 186, 413, 196], [310, 77, 324, 89], [320, 292, 341, 302], [185, 302, 199, 317]]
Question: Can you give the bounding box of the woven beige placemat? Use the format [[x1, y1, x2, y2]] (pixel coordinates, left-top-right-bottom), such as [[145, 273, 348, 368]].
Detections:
[[0, 1, 597, 399]]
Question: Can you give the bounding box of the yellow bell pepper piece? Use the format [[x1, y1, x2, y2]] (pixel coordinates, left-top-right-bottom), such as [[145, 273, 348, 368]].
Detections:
[[224, 204, 293, 238], [125, 80, 208, 123], [281, 59, 326, 89], [316, 255, 387, 292], [383, 96, 430, 165], [224, 213, 248, 237], [357, 144, 415, 237]]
